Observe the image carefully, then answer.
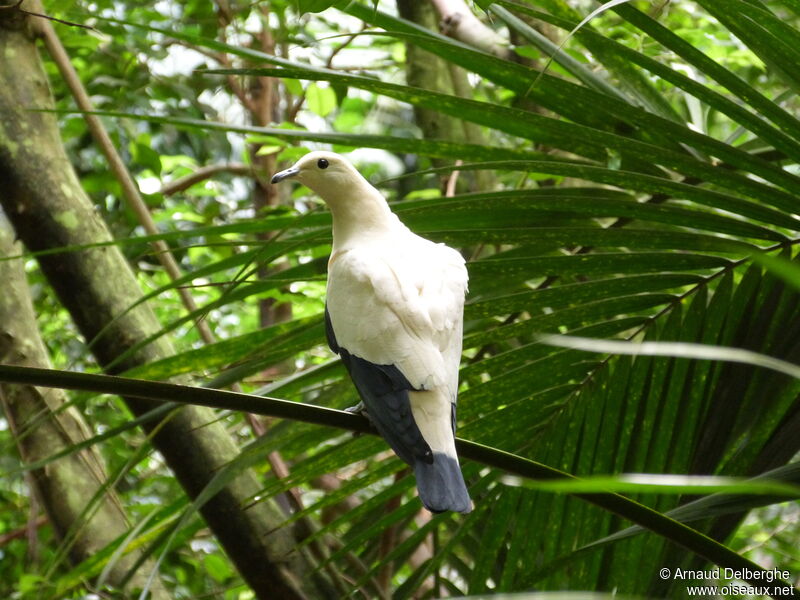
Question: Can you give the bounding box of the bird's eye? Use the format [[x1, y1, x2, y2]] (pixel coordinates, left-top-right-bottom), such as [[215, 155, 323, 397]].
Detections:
[[317, 158, 329, 169]]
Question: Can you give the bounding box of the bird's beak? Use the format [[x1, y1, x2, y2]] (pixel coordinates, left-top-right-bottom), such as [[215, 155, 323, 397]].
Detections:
[[270, 167, 300, 184]]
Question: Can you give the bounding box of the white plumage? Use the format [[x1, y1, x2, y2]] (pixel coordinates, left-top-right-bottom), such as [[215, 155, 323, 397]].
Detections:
[[272, 151, 471, 513]]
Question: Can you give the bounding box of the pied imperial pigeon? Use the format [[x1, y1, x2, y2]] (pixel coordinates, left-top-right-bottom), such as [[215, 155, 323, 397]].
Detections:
[[272, 152, 472, 514]]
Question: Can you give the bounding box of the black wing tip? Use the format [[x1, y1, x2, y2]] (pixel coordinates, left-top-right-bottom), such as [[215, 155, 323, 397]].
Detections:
[[324, 305, 340, 354], [334, 342, 433, 465], [414, 452, 472, 514]]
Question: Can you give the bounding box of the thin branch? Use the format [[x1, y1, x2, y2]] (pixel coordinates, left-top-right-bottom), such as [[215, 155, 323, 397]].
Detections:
[[0, 0, 24, 11], [2, 0, 94, 30], [33, 23, 325, 571], [444, 159, 463, 197], [285, 95, 306, 124], [0, 364, 795, 597], [21, 10, 94, 30], [325, 24, 366, 69], [159, 163, 256, 196], [163, 38, 259, 114], [202, 10, 355, 595], [219, 52, 259, 114], [326, 536, 392, 600], [32, 12, 215, 345], [430, 0, 513, 59], [0, 515, 48, 547]]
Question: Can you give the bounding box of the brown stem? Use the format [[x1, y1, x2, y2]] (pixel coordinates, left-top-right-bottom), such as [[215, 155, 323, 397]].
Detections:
[[160, 163, 256, 196], [445, 159, 463, 197], [32, 12, 216, 346], [430, 0, 513, 59], [0, 514, 48, 547]]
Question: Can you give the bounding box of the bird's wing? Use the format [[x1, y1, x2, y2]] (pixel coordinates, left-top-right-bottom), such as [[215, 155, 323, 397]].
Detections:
[[326, 237, 467, 397], [326, 237, 467, 467]]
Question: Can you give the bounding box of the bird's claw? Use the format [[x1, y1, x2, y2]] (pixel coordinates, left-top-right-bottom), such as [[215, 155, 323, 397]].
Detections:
[[345, 401, 374, 436], [345, 401, 367, 415]]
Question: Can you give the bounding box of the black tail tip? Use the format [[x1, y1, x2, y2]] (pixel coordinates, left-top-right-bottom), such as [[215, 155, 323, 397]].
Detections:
[[414, 452, 472, 514]]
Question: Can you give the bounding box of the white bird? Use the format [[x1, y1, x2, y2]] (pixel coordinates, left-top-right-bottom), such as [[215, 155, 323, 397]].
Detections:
[[272, 151, 472, 513]]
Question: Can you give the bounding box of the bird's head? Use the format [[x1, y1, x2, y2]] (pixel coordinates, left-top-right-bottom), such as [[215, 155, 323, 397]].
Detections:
[[271, 151, 395, 239], [270, 151, 363, 201]]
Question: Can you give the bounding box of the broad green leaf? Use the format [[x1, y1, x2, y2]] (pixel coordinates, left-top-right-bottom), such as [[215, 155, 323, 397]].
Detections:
[[297, 0, 343, 13], [305, 82, 337, 117], [208, 66, 800, 206]]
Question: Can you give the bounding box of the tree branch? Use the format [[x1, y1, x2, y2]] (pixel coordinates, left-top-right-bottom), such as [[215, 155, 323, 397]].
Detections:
[[0, 364, 795, 597], [0, 15, 334, 596], [0, 196, 171, 596], [159, 162, 256, 196], [31, 5, 216, 345], [429, 0, 513, 60]]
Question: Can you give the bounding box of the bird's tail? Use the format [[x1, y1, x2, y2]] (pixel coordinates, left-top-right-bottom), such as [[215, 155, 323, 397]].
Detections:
[[414, 453, 472, 514]]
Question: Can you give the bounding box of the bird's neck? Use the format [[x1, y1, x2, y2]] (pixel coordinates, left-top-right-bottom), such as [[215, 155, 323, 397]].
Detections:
[[326, 182, 401, 249]]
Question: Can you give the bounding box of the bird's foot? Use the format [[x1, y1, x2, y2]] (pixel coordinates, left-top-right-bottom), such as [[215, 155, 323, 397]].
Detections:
[[345, 401, 374, 436], [345, 400, 367, 416]]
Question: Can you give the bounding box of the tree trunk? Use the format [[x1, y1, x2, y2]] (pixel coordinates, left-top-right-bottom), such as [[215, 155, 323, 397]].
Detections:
[[0, 215, 170, 598], [397, 0, 463, 149], [396, 0, 495, 192], [0, 13, 331, 600]]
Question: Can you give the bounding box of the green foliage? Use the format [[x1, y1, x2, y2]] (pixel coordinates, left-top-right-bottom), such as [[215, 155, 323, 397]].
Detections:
[[1, 0, 799, 598]]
